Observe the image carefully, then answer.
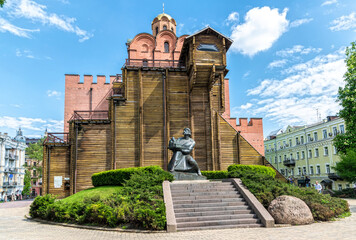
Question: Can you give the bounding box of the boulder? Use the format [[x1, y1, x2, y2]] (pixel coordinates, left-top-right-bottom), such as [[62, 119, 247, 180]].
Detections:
[[268, 195, 314, 225]]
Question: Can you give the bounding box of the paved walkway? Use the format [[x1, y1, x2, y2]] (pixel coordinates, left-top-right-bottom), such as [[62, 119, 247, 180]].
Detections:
[[0, 199, 356, 240]]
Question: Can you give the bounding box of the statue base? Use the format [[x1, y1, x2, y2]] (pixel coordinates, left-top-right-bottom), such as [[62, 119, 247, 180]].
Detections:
[[171, 171, 207, 181]]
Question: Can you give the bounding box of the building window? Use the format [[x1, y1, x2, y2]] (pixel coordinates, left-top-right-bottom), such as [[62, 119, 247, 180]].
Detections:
[[155, 27, 159, 35], [340, 124, 345, 134], [303, 166, 307, 175], [291, 168, 294, 176], [301, 136, 304, 144], [197, 44, 219, 52], [285, 169, 288, 177], [346, 184, 350, 188], [283, 141, 286, 147], [307, 133, 311, 142], [338, 184, 342, 191], [314, 132, 318, 141], [33, 170, 36, 177], [296, 152, 300, 160], [289, 139, 292, 147], [284, 155, 287, 161], [324, 146, 329, 156], [163, 25, 167, 30], [143, 59, 148, 67], [171, 27, 174, 31], [164, 42, 169, 53], [274, 156, 277, 164], [316, 165, 320, 174], [310, 166, 314, 175], [333, 126, 337, 136], [333, 146, 338, 154], [326, 164, 330, 174], [308, 149, 312, 158], [281, 169, 285, 175], [279, 156, 281, 163], [323, 129, 327, 139], [296, 137, 299, 145], [298, 167, 301, 175], [315, 148, 319, 157], [301, 151, 305, 159], [290, 153, 293, 159]]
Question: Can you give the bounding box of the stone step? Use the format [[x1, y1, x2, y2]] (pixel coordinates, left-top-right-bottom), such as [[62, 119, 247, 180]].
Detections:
[[170, 182, 233, 190], [177, 218, 260, 228], [171, 191, 239, 197], [173, 201, 247, 209], [171, 186, 236, 193], [172, 194, 243, 201], [173, 197, 245, 205], [174, 205, 250, 213], [176, 213, 257, 223], [177, 223, 263, 231], [175, 209, 254, 218]]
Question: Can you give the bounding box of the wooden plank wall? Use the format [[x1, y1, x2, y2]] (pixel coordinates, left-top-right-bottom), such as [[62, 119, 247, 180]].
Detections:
[[194, 35, 224, 65], [218, 115, 238, 170], [239, 135, 264, 165], [115, 71, 139, 168], [43, 146, 70, 198], [75, 123, 111, 192]]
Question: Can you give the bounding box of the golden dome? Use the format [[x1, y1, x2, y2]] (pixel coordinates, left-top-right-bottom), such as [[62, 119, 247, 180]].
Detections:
[[152, 13, 176, 25]]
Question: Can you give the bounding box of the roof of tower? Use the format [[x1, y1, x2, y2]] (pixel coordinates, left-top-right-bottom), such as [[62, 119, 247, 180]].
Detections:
[[152, 13, 176, 25]]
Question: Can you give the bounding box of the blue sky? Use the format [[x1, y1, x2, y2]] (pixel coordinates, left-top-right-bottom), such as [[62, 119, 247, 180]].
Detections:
[[0, 0, 355, 138]]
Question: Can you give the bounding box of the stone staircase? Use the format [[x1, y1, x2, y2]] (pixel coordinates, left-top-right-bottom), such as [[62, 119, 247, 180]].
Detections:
[[170, 181, 263, 231]]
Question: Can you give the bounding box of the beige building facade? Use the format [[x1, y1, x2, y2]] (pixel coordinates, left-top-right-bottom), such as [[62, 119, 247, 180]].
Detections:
[[264, 116, 351, 191]]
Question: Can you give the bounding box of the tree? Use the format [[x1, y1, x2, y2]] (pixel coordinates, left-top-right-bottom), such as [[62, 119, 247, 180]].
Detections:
[[0, 0, 5, 7], [334, 41, 356, 154], [22, 170, 31, 197], [26, 138, 44, 176], [334, 150, 356, 183]]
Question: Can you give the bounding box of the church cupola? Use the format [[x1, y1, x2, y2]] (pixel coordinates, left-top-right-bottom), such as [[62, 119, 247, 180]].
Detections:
[[151, 11, 177, 37]]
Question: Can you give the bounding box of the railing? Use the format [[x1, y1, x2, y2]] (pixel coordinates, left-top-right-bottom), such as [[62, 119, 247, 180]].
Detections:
[[2, 182, 17, 187], [328, 173, 343, 181], [44, 133, 69, 144], [283, 158, 296, 167], [124, 59, 185, 69], [113, 74, 122, 83], [112, 74, 125, 98], [70, 110, 109, 121]]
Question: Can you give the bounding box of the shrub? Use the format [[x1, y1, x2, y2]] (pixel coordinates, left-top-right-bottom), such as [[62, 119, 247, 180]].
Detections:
[[333, 188, 356, 199], [233, 169, 350, 221], [227, 164, 276, 178], [201, 171, 228, 179], [91, 165, 173, 187], [29, 194, 56, 218]]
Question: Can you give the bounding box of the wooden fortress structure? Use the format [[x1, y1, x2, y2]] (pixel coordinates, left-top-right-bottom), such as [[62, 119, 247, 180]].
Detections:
[[43, 13, 271, 198]]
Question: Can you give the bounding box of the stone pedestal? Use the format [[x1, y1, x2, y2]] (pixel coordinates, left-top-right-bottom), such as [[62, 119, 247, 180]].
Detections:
[[171, 171, 207, 181]]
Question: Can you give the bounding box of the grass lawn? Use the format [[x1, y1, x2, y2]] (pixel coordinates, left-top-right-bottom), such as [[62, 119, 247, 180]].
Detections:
[[60, 186, 122, 204]]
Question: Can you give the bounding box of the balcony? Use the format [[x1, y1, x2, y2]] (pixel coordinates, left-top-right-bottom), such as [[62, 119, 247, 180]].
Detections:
[[44, 133, 69, 144], [112, 74, 125, 100], [70, 110, 109, 121], [283, 158, 296, 167], [2, 182, 17, 188], [328, 173, 343, 181], [124, 59, 185, 69]]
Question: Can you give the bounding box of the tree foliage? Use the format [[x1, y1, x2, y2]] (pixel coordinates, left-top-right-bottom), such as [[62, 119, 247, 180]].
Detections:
[[334, 41, 356, 154], [22, 170, 32, 196], [0, 0, 5, 7], [334, 150, 356, 183], [26, 138, 44, 175]]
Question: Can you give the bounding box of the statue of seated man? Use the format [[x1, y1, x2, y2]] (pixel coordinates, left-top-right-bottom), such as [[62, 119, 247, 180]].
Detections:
[[168, 128, 202, 176]]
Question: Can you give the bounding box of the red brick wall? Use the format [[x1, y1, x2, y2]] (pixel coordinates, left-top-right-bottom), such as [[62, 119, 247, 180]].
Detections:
[[64, 74, 113, 132], [222, 79, 265, 155]]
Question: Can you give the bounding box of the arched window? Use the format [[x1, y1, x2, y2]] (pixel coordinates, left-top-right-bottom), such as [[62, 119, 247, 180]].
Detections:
[[164, 42, 169, 53], [163, 25, 167, 30], [155, 27, 159, 35]]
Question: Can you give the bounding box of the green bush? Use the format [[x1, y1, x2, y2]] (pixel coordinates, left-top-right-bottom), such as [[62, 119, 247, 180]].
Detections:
[[227, 164, 276, 178], [201, 171, 228, 179], [29, 194, 56, 218], [91, 165, 173, 187], [232, 169, 350, 221], [30, 166, 172, 230], [333, 188, 356, 199]]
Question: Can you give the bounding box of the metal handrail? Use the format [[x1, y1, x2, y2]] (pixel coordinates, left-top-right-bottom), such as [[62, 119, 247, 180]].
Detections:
[[44, 133, 69, 144], [124, 59, 185, 69], [69, 110, 109, 121]]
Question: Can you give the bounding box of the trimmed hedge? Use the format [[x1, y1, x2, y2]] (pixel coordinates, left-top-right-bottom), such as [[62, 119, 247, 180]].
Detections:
[[227, 164, 276, 178], [92, 165, 173, 187], [201, 171, 228, 179]]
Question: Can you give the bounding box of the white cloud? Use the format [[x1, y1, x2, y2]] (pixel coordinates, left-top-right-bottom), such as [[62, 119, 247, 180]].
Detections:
[[243, 71, 250, 78], [321, 0, 338, 6], [225, 12, 239, 25], [16, 49, 35, 58], [290, 18, 313, 28], [236, 49, 346, 127], [240, 103, 253, 110], [276, 45, 322, 57], [2, 0, 92, 41], [47, 90, 61, 98], [230, 7, 289, 57], [0, 17, 39, 38], [268, 59, 287, 69], [330, 12, 356, 31]]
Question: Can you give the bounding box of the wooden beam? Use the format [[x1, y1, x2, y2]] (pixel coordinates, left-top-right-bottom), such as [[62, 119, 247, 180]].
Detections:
[[222, 38, 226, 66], [209, 91, 215, 170], [237, 132, 241, 164], [139, 68, 144, 167], [220, 73, 225, 111], [216, 111, 222, 170], [164, 69, 169, 170]]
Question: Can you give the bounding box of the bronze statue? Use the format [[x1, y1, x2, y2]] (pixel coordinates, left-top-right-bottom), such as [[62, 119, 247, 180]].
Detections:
[[168, 128, 202, 176]]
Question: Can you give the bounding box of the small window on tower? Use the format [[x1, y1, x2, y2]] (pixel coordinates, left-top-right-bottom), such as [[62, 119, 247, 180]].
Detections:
[[171, 27, 174, 31], [163, 25, 167, 30], [197, 44, 219, 52], [155, 27, 159, 35], [164, 42, 169, 53]]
